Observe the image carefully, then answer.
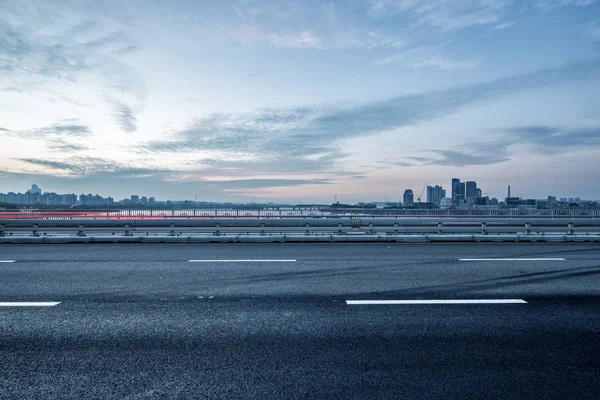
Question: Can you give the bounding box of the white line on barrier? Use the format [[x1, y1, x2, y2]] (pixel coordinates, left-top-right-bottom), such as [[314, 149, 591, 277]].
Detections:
[[0, 260, 16, 263], [459, 258, 565, 261], [189, 259, 297, 262], [0, 302, 60, 307], [345, 299, 527, 305]]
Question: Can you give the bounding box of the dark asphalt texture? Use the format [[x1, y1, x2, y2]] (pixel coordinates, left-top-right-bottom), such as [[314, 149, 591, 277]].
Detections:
[[0, 243, 599, 399]]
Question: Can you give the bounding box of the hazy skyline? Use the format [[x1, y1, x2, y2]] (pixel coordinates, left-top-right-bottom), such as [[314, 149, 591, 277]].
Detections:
[[1, 0, 600, 202]]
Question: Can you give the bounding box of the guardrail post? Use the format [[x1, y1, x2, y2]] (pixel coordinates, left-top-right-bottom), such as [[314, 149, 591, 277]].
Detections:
[[481, 222, 487, 234], [568, 223, 574, 235], [215, 223, 220, 236], [368, 223, 374, 235], [170, 223, 176, 236], [33, 224, 39, 237], [438, 222, 443, 234], [525, 222, 531, 234], [305, 223, 310, 235], [393, 222, 399, 234], [260, 223, 265, 236], [0, 224, 4, 236], [338, 222, 343, 235], [77, 224, 85, 236], [124, 223, 131, 236]]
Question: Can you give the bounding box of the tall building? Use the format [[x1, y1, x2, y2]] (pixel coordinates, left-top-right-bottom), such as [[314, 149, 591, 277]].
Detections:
[[451, 178, 460, 206], [466, 181, 477, 200], [131, 195, 140, 204], [27, 184, 42, 194], [427, 185, 445, 207], [403, 189, 414, 207], [459, 182, 466, 203]]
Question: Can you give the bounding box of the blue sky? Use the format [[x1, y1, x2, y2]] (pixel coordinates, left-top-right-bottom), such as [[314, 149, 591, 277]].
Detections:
[[1, 0, 599, 202]]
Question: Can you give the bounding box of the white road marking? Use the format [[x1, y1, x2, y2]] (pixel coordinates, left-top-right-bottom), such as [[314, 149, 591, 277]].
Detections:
[[0, 302, 60, 307], [0, 260, 16, 263], [189, 259, 296, 262], [346, 299, 527, 305], [459, 258, 565, 261]]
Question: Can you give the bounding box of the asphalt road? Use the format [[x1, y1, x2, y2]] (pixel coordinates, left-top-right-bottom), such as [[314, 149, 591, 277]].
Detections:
[[1, 243, 599, 399]]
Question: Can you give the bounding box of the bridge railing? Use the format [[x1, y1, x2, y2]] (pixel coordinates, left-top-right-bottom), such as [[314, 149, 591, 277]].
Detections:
[[1, 208, 599, 219], [1, 217, 599, 236]]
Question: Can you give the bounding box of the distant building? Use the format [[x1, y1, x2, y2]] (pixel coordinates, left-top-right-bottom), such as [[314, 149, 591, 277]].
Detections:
[[466, 181, 477, 200], [459, 182, 466, 203], [403, 189, 414, 207], [27, 184, 42, 194], [451, 178, 461, 206], [427, 185, 445, 207], [131, 195, 140, 204], [440, 197, 453, 209]]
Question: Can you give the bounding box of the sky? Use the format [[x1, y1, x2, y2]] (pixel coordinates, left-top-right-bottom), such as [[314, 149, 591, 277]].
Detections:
[[1, 0, 599, 203]]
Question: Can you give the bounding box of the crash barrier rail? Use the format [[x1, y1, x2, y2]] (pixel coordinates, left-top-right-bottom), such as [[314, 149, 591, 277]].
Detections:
[[0, 208, 599, 219], [1, 217, 599, 237]]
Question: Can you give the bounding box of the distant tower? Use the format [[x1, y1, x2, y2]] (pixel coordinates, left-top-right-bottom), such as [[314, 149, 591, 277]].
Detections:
[[507, 185, 511, 198]]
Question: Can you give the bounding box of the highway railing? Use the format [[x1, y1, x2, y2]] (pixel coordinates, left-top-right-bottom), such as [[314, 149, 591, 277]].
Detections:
[[1, 208, 600, 219], [1, 217, 599, 237]]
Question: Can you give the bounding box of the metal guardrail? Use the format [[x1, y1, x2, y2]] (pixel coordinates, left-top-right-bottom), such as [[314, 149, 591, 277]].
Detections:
[[1, 208, 600, 219], [1, 217, 599, 237]]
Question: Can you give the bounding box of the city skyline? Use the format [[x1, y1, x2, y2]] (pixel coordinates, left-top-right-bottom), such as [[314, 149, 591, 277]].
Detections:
[[2, 1, 600, 202], [1, 182, 597, 207]]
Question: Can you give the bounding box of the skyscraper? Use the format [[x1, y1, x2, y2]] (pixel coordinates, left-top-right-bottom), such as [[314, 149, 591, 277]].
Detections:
[[427, 185, 445, 207], [451, 178, 460, 206], [466, 181, 477, 199], [403, 189, 414, 207]]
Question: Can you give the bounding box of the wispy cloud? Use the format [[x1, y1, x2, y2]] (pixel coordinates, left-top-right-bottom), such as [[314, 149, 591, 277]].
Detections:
[[9, 121, 92, 139], [0, 127, 12, 132], [534, 0, 596, 12], [109, 100, 138, 133], [503, 125, 600, 153], [367, 0, 512, 31], [225, 1, 407, 50], [375, 45, 480, 69], [427, 150, 509, 166], [15, 157, 170, 178], [141, 57, 600, 174], [493, 21, 516, 30]]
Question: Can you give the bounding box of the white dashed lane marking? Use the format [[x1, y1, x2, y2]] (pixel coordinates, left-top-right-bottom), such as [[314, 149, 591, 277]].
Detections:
[[346, 299, 527, 305], [459, 258, 565, 261], [0, 302, 61, 307], [189, 259, 296, 262]]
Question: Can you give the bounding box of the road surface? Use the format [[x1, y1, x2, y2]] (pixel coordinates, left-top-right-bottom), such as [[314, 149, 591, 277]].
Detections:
[[1, 243, 599, 399]]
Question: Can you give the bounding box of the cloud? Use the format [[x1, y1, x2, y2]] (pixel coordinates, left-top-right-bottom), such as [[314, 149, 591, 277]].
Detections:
[[141, 57, 600, 175], [224, 1, 407, 50], [427, 150, 510, 166], [0, 1, 144, 119], [197, 178, 332, 189], [45, 140, 89, 152], [493, 21, 516, 30], [109, 100, 138, 133], [504, 125, 600, 153], [9, 122, 92, 139], [375, 45, 480, 69], [367, 0, 512, 31], [534, 0, 596, 12], [15, 157, 170, 178], [0, 127, 12, 132]]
